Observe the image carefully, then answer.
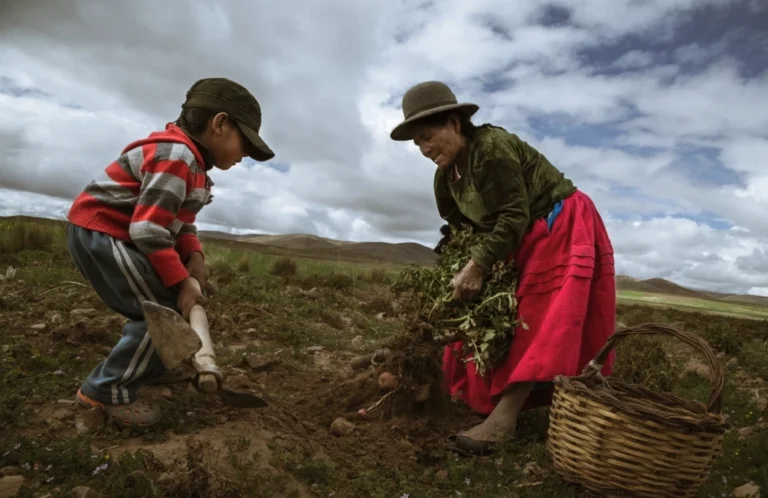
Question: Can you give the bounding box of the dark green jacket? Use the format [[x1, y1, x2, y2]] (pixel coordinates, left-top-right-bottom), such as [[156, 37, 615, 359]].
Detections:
[[434, 124, 577, 270]]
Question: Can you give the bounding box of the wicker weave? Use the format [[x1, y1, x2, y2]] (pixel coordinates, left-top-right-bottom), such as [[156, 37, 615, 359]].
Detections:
[[546, 323, 729, 498]]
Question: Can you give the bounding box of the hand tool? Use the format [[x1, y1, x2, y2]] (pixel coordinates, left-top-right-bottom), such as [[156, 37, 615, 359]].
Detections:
[[142, 279, 267, 409]]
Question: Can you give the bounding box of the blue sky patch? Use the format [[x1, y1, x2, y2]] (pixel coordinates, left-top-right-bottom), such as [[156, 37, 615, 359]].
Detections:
[[579, 0, 766, 78], [265, 162, 290, 173], [671, 145, 747, 188], [528, 115, 624, 147], [534, 4, 572, 27], [0, 76, 51, 99]]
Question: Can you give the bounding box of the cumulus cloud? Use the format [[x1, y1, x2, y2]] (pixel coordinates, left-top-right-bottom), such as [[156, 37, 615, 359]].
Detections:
[[1, 0, 767, 294]]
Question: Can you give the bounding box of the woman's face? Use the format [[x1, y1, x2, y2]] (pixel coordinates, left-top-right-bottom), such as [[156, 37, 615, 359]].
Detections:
[[412, 115, 465, 169]]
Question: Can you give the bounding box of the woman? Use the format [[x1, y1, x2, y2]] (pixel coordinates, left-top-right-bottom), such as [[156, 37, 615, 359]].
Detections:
[[390, 81, 616, 455]]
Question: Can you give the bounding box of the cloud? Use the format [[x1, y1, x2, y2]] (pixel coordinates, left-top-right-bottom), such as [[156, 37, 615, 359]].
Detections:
[[1, 0, 767, 295], [613, 51, 656, 70], [606, 216, 768, 294]]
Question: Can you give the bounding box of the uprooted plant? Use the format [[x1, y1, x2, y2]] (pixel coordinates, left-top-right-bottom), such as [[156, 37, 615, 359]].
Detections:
[[352, 225, 524, 418], [392, 224, 524, 377]]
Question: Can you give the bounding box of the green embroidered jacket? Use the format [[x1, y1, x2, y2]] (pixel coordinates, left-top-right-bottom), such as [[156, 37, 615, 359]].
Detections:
[[433, 124, 577, 270]]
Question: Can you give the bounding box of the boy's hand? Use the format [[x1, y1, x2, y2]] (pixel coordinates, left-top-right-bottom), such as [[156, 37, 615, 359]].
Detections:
[[178, 277, 207, 318], [185, 252, 209, 293]]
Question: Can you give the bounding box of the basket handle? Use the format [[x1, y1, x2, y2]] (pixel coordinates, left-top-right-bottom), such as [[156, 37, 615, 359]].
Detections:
[[582, 322, 725, 414]]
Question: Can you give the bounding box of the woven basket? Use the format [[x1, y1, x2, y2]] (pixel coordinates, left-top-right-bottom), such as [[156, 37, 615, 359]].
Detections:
[[546, 323, 729, 498]]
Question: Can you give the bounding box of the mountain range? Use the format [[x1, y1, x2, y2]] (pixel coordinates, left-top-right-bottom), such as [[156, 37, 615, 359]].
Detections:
[[3, 216, 767, 307]]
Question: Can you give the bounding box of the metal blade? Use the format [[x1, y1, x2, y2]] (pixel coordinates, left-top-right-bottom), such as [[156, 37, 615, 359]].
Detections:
[[218, 387, 268, 409], [142, 301, 202, 370]]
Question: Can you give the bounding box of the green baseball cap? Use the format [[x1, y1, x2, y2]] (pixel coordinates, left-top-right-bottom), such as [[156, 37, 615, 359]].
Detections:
[[182, 77, 275, 162]]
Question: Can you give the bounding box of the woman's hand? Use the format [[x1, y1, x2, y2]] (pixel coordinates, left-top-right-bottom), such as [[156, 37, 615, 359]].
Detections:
[[451, 259, 485, 301]]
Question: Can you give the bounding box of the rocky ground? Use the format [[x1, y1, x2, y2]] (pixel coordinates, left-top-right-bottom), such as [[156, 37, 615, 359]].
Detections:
[[1, 222, 767, 497]]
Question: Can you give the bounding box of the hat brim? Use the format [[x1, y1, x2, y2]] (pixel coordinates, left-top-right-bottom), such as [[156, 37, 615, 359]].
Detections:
[[390, 103, 479, 141], [236, 122, 275, 162]]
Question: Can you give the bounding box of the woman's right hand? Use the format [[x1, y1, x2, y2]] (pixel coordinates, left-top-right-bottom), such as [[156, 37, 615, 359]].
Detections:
[[450, 259, 485, 301], [177, 277, 207, 318]]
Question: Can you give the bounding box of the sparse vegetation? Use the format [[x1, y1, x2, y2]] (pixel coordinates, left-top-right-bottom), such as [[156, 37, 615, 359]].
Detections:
[[269, 256, 298, 277], [1, 216, 767, 498], [367, 268, 393, 284], [301, 271, 355, 291], [0, 217, 58, 254], [612, 334, 681, 392], [699, 320, 744, 355]]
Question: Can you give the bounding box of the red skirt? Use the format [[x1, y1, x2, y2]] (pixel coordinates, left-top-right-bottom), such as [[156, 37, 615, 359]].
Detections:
[[442, 190, 616, 415]]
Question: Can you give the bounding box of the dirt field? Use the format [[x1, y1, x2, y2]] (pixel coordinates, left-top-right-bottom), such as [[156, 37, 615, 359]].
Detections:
[[1, 218, 767, 497]]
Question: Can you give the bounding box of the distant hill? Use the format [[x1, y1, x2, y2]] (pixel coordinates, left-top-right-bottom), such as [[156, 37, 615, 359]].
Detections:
[[615, 275, 638, 284], [616, 277, 713, 300], [198, 230, 438, 266], [3, 214, 767, 303], [715, 294, 768, 307], [237, 233, 348, 251], [0, 215, 438, 267], [616, 275, 768, 307]]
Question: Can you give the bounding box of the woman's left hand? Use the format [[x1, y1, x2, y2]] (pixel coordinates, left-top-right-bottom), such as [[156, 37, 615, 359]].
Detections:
[[451, 260, 485, 301]]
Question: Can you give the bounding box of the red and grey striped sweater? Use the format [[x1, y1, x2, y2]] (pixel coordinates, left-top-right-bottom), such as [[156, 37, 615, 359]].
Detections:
[[68, 123, 213, 288]]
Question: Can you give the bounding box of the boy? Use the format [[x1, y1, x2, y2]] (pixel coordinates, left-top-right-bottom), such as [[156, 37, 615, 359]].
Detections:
[[66, 77, 275, 430]]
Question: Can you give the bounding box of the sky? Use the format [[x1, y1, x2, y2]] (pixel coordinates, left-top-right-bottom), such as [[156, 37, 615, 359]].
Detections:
[[1, 0, 767, 295]]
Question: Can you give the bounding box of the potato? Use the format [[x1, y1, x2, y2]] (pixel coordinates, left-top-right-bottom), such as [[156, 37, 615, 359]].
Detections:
[[377, 371, 399, 392]]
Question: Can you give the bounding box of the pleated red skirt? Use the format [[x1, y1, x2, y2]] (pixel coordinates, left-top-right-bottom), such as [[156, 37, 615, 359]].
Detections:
[[442, 190, 616, 415]]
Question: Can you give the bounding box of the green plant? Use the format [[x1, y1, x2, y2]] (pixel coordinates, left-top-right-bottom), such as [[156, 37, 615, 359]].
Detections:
[[700, 321, 744, 355], [392, 225, 522, 376], [612, 335, 680, 392]]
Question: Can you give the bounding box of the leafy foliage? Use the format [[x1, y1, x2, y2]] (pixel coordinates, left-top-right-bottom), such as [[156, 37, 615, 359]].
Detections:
[[393, 225, 523, 376]]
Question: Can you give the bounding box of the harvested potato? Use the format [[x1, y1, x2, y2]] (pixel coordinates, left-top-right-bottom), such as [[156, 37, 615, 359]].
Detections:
[[378, 371, 399, 391]]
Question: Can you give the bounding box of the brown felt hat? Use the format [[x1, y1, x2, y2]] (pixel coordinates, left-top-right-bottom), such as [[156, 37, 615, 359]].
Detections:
[[390, 81, 479, 141], [182, 77, 275, 162]]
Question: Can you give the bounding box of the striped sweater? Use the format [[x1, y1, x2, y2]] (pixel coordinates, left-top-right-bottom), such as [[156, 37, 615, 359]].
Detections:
[[68, 123, 213, 288]]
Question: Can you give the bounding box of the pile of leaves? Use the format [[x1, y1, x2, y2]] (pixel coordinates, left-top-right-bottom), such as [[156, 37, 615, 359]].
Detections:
[[391, 225, 524, 377]]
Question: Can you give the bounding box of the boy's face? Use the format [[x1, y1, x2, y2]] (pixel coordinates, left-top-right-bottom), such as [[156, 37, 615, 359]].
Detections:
[[208, 112, 248, 170]]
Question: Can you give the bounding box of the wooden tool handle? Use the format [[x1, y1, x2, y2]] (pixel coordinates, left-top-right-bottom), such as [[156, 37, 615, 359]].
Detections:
[[197, 373, 220, 393], [189, 304, 211, 350], [188, 276, 203, 294], [189, 303, 223, 393]]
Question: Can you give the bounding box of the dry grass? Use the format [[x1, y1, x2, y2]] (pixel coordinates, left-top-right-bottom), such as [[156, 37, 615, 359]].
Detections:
[[0, 218, 58, 254], [269, 256, 298, 277], [612, 334, 681, 392], [367, 268, 393, 284]]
